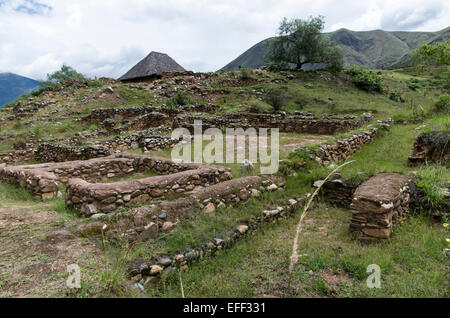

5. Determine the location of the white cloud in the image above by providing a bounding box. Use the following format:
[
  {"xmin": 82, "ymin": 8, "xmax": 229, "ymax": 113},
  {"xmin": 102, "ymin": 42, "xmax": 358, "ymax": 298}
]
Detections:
[{"xmin": 0, "ymin": 0, "xmax": 448, "ymax": 79}]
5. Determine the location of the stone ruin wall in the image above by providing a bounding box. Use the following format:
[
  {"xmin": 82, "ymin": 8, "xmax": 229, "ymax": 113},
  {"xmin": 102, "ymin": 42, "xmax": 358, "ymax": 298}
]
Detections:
[
  {"xmin": 408, "ymin": 130, "xmax": 450, "ymax": 167},
  {"xmin": 314, "ymin": 128, "xmax": 378, "ymax": 165},
  {"xmin": 173, "ymin": 112, "xmax": 374, "ymax": 135},
  {"xmin": 88, "ymin": 104, "xmax": 218, "ymax": 123},
  {"xmin": 0, "ymin": 153, "xmax": 140, "ymax": 199},
  {"xmin": 66, "ymin": 162, "xmax": 232, "ymax": 216},
  {"xmin": 34, "ymin": 144, "xmax": 111, "ymax": 163},
  {"xmin": 1, "ymin": 153, "xmax": 225, "ymax": 200},
  {"xmin": 83, "ymin": 176, "xmax": 281, "ymax": 243},
  {"xmin": 0, "ymin": 149, "xmax": 35, "ymax": 165},
  {"xmin": 349, "ymin": 173, "xmax": 412, "ymax": 241}
]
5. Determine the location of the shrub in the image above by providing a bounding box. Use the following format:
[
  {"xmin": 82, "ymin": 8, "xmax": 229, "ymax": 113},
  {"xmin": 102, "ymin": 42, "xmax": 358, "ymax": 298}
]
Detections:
[
  {"xmin": 263, "ymin": 88, "xmax": 286, "ymax": 112},
  {"xmin": 167, "ymin": 90, "xmax": 190, "ymax": 107},
  {"xmin": 352, "ymin": 71, "xmax": 382, "ymax": 92},
  {"xmin": 435, "ymin": 94, "xmax": 450, "ymax": 113},
  {"xmin": 344, "ymin": 66, "xmax": 364, "ymax": 77},
  {"xmin": 408, "ymin": 79, "xmax": 420, "ymax": 91},
  {"xmin": 345, "ymin": 66, "xmax": 382, "ymax": 92},
  {"xmin": 237, "ymin": 68, "xmax": 252, "ymax": 80},
  {"xmin": 389, "ymin": 91, "xmax": 405, "ymax": 103}
]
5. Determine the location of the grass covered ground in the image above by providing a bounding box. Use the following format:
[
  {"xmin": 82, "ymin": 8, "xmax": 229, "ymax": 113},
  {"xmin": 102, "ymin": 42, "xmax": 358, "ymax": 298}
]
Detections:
[{"xmin": 0, "ymin": 66, "xmax": 448, "ymax": 298}]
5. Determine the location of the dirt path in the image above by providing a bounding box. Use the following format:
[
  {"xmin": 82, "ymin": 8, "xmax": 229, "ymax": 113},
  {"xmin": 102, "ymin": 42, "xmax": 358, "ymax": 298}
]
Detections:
[{"xmin": 0, "ymin": 205, "xmax": 102, "ymax": 297}]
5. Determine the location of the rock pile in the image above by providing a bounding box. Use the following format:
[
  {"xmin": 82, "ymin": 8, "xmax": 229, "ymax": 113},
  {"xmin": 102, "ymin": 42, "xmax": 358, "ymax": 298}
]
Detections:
[{"xmin": 349, "ymin": 173, "xmax": 412, "ymax": 241}]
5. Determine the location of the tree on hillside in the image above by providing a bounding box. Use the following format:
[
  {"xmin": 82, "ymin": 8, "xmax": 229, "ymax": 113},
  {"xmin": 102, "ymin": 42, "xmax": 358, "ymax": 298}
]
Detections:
[
  {"xmin": 411, "ymin": 41, "xmax": 450, "ymax": 67},
  {"xmin": 45, "ymin": 65, "xmax": 85, "ymax": 85},
  {"xmin": 268, "ymin": 16, "xmax": 344, "ymax": 72}
]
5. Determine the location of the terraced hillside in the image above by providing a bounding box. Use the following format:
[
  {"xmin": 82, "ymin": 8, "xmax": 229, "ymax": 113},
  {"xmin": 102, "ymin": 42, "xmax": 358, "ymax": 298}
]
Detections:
[{"xmin": 0, "ymin": 66, "xmax": 448, "ymax": 297}]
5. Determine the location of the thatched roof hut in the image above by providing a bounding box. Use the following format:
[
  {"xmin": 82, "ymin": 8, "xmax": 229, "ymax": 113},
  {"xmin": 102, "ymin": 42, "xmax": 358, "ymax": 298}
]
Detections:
[{"xmin": 119, "ymin": 51, "xmax": 186, "ymax": 82}]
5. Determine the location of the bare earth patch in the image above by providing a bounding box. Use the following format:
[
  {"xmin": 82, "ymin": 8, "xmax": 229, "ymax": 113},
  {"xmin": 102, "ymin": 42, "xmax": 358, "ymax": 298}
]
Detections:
[{"xmin": 0, "ymin": 206, "xmax": 101, "ymax": 297}]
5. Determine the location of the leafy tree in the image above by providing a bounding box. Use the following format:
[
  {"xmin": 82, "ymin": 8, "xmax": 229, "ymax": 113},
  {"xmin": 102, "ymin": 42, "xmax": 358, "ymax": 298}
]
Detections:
[
  {"xmin": 411, "ymin": 41, "xmax": 450, "ymax": 67},
  {"xmin": 268, "ymin": 16, "xmax": 344, "ymax": 73},
  {"xmin": 45, "ymin": 64, "xmax": 85, "ymax": 85}
]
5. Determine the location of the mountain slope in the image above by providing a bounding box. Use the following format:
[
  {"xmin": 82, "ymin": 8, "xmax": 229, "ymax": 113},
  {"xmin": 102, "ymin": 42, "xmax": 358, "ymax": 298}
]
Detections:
[
  {"xmin": 0, "ymin": 73, "xmax": 40, "ymax": 107},
  {"xmin": 222, "ymin": 27, "xmax": 450, "ymax": 71}
]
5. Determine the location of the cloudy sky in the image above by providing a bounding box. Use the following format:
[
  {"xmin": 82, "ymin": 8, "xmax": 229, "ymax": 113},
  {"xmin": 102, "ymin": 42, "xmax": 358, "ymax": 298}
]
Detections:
[{"xmin": 0, "ymin": 0, "xmax": 449, "ymax": 80}]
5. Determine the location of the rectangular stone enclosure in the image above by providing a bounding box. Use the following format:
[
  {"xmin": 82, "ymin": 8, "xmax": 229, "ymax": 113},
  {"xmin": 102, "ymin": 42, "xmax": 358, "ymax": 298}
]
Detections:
[
  {"xmin": 349, "ymin": 173, "xmax": 412, "ymax": 241},
  {"xmin": 0, "ymin": 153, "xmax": 231, "ymax": 206}
]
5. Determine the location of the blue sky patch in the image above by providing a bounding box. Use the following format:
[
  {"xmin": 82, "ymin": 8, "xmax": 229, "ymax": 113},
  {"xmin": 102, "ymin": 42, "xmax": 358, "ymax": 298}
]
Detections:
[{"xmin": 15, "ymin": 0, "xmax": 52, "ymax": 15}]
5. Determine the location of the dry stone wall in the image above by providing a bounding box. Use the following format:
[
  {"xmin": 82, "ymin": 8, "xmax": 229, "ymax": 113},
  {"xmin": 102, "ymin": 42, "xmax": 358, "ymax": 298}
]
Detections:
[
  {"xmin": 173, "ymin": 112, "xmax": 374, "ymax": 135},
  {"xmin": 34, "ymin": 144, "xmax": 111, "ymax": 162},
  {"xmin": 1, "ymin": 153, "xmax": 218, "ymax": 200},
  {"xmin": 349, "ymin": 173, "xmax": 412, "ymax": 241},
  {"xmin": 88, "ymin": 104, "xmax": 218, "ymax": 123},
  {"xmin": 0, "ymin": 149, "xmax": 35, "ymax": 164},
  {"xmin": 66, "ymin": 161, "xmax": 231, "ymax": 215},
  {"xmin": 76, "ymin": 176, "xmax": 266, "ymax": 241},
  {"xmin": 313, "ymin": 128, "xmax": 378, "ymax": 165},
  {"xmin": 0, "ymin": 153, "xmax": 143, "ymax": 199},
  {"xmin": 315, "ymin": 179, "xmax": 358, "ymax": 207},
  {"xmin": 408, "ymin": 130, "xmax": 450, "ymax": 166},
  {"xmin": 122, "ymin": 193, "xmax": 304, "ymax": 280}
]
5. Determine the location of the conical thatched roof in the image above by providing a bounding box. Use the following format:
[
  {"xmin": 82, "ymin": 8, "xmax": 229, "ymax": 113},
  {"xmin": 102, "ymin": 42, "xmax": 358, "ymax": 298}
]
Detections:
[{"xmin": 119, "ymin": 51, "xmax": 186, "ymax": 81}]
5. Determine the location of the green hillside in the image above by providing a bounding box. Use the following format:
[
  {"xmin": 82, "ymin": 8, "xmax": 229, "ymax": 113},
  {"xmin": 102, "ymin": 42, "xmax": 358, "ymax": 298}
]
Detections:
[
  {"xmin": 222, "ymin": 27, "xmax": 450, "ymax": 71},
  {"xmin": 0, "ymin": 73, "xmax": 40, "ymax": 107}
]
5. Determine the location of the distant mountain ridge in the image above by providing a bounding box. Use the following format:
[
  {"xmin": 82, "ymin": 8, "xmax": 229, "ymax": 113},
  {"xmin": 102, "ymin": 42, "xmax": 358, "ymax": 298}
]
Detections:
[
  {"xmin": 0, "ymin": 73, "xmax": 40, "ymax": 107},
  {"xmin": 222, "ymin": 26, "xmax": 450, "ymax": 71}
]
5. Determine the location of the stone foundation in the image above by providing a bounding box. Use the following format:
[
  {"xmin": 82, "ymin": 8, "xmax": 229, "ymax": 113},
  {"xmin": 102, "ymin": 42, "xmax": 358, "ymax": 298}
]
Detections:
[
  {"xmin": 140, "ymin": 135, "xmax": 188, "ymax": 152},
  {"xmin": 122, "ymin": 194, "xmax": 304, "ymax": 279},
  {"xmin": 34, "ymin": 144, "xmax": 111, "ymax": 162},
  {"xmin": 91, "ymin": 176, "xmax": 266, "ymax": 241},
  {"xmin": 349, "ymin": 173, "xmax": 412, "ymax": 241},
  {"xmin": 66, "ymin": 162, "xmax": 231, "ymax": 215},
  {"xmin": 0, "ymin": 153, "xmax": 229, "ymax": 200}
]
